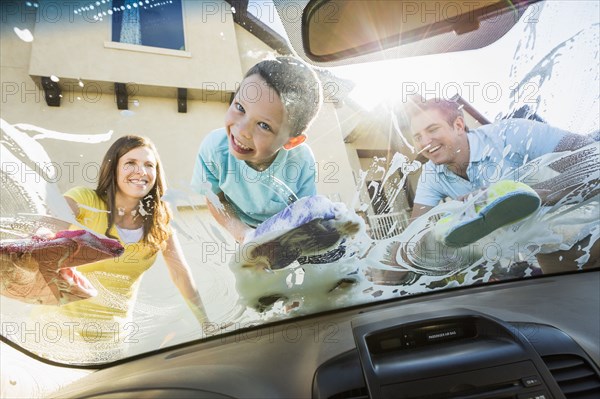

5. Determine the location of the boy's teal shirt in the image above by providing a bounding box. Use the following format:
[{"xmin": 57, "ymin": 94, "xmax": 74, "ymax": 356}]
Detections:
[{"xmin": 192, "ymin": 128, "xmax": 317, "ymax": 227}]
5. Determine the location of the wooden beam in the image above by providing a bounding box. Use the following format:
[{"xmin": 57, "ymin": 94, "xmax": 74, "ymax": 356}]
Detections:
[
  {"xmin": 177, "ymin": 88, "xmax": 187, "ymax": 113},
  {"xmin": 41, "ymin": 77, "xmax": 61, "ymax": 107},
  {"xmin": 114, "ymin": 83, "xmax": 128, "ymax": 110}
]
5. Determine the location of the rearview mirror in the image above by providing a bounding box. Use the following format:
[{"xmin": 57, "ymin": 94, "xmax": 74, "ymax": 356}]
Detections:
[{"xmin": 302, "ymin": 0, "xmax": 542, "ymax": 62}]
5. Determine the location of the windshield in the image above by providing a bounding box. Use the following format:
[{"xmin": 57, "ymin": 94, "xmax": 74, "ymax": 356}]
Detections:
[{"xmin": 1, "ymin": 0, "xmax": 598, "ymax": 367}]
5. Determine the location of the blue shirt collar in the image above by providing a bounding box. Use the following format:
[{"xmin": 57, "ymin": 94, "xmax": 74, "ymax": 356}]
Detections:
[{"xmin": 431, "ymin": 131, "xmax": 487, "ymax": 176}]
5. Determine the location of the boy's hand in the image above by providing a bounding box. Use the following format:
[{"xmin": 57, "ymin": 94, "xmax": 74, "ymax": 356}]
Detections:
[{"xmin": 236, "ymin": 226, "xmax": 255, "ymax": 244}]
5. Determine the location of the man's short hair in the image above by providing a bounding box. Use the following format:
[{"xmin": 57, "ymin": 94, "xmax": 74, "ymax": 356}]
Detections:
[
  {"xmin": 408, "ymin": 98, "xmax": 466, "ymax": 128},
  {"xmin": 244, "ymin": 56, "xmax": 323, "ymax": 137}
]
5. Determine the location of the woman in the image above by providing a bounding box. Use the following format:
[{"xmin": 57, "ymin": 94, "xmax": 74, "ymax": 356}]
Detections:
[{"xmin": 55, "ymin": 135, "xmax": 206, "ymax": 351}]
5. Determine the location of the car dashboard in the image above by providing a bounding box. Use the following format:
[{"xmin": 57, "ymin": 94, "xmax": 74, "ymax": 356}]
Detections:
[{"xmin": 48, "ymin": 270, "xmax": 600, "ymax": 399}]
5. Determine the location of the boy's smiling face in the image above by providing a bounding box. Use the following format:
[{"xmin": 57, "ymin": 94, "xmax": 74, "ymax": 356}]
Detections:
[{"xmin": 225, "ymin": 74, "xmax": 295, "ymax": 169}]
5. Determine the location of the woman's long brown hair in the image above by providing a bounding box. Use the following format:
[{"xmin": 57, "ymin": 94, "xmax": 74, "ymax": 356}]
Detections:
[{"xmin": 96, "ymin": 135, "xmax": 171, "ymax": 252}]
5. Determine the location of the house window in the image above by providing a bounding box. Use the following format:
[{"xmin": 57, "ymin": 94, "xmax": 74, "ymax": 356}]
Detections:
[{"xmin": 111, "ymin": 0, "xmax": 185, "ymax": 51}]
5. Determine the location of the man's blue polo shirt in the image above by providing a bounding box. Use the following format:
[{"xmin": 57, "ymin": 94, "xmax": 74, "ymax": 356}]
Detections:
[{"xmin": 414, "ymin": 119, "xmax": 569, "ymax": 207}]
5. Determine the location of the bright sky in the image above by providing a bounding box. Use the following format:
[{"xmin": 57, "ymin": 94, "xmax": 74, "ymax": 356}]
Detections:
[
  {"xmin": 328, "ymin": 2, "xmax": 599, "ymax": 130},
  {"xmin": 254, "ymin": 1, "xmax": 598, "ymax": 133}
]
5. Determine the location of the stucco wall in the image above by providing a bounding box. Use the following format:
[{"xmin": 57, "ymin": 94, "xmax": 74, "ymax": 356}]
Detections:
[
  {"xmin": 27, "ymin": 0, "xmax": 243, "ymax": 91},
  {"xmin": 233, "ymin": 24, "xmax": 278, "ymax": 76},
  {"xmin": 1, "ymin": 0, "xmax": 358, "ymax": 209}
]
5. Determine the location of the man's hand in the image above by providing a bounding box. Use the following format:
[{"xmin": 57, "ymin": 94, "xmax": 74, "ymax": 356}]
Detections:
[{"xmin": 456, "ymin": 187, "xmax": 487, "ymax": 204}]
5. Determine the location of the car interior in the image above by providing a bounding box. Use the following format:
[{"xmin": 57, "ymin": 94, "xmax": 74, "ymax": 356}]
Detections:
[{"xmin": 1, "ymin": 1, "xmax": 599, "ymax": 398}]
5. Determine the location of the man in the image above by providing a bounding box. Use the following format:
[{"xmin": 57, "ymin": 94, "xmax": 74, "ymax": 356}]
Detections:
[{"xmin": 407, "ymin": 98, "xmax": 598, "ymax": 272}]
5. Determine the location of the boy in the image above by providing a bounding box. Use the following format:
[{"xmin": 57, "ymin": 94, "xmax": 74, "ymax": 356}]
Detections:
[{"xmin": 192, "ymin": 56, "xmax": 323, "ymax": 243}]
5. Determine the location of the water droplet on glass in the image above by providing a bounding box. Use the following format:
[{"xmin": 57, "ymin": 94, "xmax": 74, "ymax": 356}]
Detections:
[{"xmin": 13, "ymin": 27, "xmax": 33, "ymax": 42}]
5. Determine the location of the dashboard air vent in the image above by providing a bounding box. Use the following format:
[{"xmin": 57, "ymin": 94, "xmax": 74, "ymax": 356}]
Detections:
[
  {"xmin": 328, "ymin": 387, "xmax": 369, "ymax": 399},
  {"xmin": 541, "ymin": 354, "xmax": 600, "ymax": 399}
]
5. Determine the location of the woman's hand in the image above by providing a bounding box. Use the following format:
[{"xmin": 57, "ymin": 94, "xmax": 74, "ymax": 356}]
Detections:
[
  {"xmin": 162, "ymin": 234, "xmax": 209, "ymax": 326},
  {"xmin": 1, "ymin": 251, "xmax": 97, "ymax": 305},
  {"xmin": 0, "ymin": 228, "xmax": 122, "ymax": 305}
]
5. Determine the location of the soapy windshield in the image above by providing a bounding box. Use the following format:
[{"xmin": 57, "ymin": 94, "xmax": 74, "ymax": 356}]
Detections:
[{"xmin": 1, "ymin": 0, "xmax": 598, "ymax": 366}]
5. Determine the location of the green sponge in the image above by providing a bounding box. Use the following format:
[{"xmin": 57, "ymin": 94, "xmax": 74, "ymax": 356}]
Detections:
[{"xmin": 439, "ymin": 180, "xmax": 541, "ymax": 248}]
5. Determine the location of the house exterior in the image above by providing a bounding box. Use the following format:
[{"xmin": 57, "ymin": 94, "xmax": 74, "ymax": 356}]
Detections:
[{"xmin": 1, "ymin": 0, "xmax": 414, "ymax": 238}]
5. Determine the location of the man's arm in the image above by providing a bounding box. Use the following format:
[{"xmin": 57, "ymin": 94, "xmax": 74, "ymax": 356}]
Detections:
[
  {"xmin": 554, "ymin": 133, "xmax": 594, "ymax": 153},
  {"xmin": 532, "ymin": 135, "xmax": 599, "ymax": 205},
  {"xmin": 207, "ymin": 192, "xmax": 254, "ymax": 243},
  {"xmin": 410, "ymin": 203, "xmax": 433, "ymax": 221}
]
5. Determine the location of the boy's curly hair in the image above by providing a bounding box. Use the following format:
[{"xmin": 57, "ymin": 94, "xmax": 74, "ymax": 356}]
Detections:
[{"xmin": 244, "ymin": 56, "xmax": 323, "ymax": 136}]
